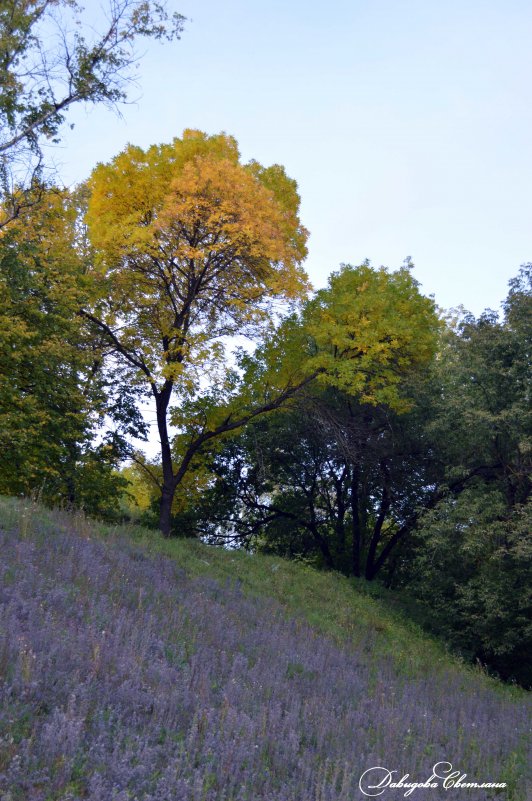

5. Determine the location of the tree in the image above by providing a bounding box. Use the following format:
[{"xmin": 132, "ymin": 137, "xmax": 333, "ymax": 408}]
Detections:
[
  {"xmin": 422, "ymin": 271, "xmax": 531, "ymax": 511},
  {"xmin": 0, "ymin": 185, "xmax": 147, "ymax": 514},
  {"xmin": 393, "ymin": 267, "xmax": 531, "ymax": 685},
  {"xmin": 1, "ymin": 188, "xmax": 78, "ymax": 489},
  {"xmin": 0, "ymin": 0, "xmax": 184, "ymax": 227},
  {"xmin": 123, "ymin": 257, "xmax": 439, "ymax": 543},
  {"xmin": 188, "ymin": 380, "xmax": 443, "ymax": 580},
  {"xmin": 0, "ymin": 0, "xmax": 183, "ymax": 510},
  {"xmin": 0, "ymin": 189, "xmax": 101, "ymax": 507},
  {"xmin": 84, "ymin": 130, "xmax": 311, "ymax": 536},
  {"xmin": 403, "ymin": 489, "xmax": 531, "ymax": 686},
  {"xmin": 85, "ymin": 148, "xmax": 440, "ymax": 538},
  {"xmin": 303, "ymin": 261, "xmax": 439, "ymax": 411}
]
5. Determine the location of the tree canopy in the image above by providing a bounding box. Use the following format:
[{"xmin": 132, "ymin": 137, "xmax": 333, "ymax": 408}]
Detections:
[
  {"xmin": 0, "ymin": 186, "xmax": 142, "ymax": 512},
  {"xmin": 303, "ymin": 261, "xmax": 440, "ymax": 410}
]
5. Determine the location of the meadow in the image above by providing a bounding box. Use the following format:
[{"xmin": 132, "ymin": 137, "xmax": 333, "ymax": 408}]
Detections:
[{"xmin": 0, "ymin": 497, "xmax": 530, "ymax": 800}]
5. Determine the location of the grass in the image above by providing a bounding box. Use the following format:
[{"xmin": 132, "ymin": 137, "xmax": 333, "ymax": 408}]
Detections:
[
  {"xmin": 0, "ymin": 495, "xmax": 530, "ymax": 801},
  {"xmin": 0, "ymin": 495, "xmax": 523, "ymax": 694}
]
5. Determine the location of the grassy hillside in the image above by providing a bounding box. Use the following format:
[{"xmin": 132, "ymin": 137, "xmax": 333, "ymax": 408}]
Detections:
[{"xmin": 0, "ymin": 496, "xmax": 530, "ymax": 801}]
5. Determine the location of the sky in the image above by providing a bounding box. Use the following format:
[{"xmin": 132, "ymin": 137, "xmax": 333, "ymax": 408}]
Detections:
[{"xmin": 57, "ymin": 0, "xmax": 532, "ymax": 316}]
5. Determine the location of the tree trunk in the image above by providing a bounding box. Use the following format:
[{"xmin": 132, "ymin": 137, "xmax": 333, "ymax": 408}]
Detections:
[
  {"xmin": 334, "ymin": 469, "xmax": 347, "ymax": 568},
  {"xmin": 365, "ymin": 461, "xmax": 391, "ymax": 580},
  {"xmin": 312, "ymin": 525, "xmax": 335, "ymax": 569},
  {"xmin": 159, "ymin": 482, "xmax": 175, "ymax": 538},
  {"xmin": 350, "ymin": 467, "xmax": 361, "ymax": 578},
  {"xmin": 155, "ymin": 382, "xmax": 175, "ymax": 538}
]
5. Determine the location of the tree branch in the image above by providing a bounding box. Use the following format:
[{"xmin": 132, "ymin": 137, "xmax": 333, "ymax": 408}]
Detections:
[{"xmin": 79, "ymin": 310, "xmax": 154, "ymax": 383}]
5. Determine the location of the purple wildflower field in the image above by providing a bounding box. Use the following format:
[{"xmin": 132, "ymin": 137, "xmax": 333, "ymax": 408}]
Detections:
[{"xmin": 0, "ymin": 515, "xmax": 530, "ymax": 800}]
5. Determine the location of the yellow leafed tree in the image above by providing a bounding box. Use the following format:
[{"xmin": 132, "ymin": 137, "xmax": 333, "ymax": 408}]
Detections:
[{"xmin": 84, "ymin": 129, "xmax": 310, "ymax": 536}]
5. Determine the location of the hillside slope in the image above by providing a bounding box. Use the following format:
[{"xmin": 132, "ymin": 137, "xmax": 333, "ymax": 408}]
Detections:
[{"xmin": 0, "ymin": 497, "xmax": 530, "ymax": 801}]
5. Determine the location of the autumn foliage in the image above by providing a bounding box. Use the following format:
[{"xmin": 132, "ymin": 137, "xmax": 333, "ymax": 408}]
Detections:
[
  {"xmin": 84, "ymin": 130, "xmax": 310, "ymax": 535},
  {"xmin": 86, "ymin": 130, "xmax": 309, "ymax": 386}
]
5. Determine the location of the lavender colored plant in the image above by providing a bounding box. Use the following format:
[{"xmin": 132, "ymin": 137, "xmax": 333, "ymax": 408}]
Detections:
[{"xmin": 0, "ymin": 514, "xmax": 530, "ymax": 800}]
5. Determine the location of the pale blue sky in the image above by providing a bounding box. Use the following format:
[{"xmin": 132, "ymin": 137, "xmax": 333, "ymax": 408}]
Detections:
[{"xmin": 59, "ymin": 0, "xmax": 532, "ymax": 315}]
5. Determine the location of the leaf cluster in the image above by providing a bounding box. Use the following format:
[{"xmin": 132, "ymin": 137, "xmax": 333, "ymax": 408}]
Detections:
[
  {"xmin": 0, "ymin": 185, "xmax": 144, "ymax": 514},
  {"xmin": 0, "ymin": 0, "xmax": 184, "ymax": 226},
  {"xmin": 304, "ymin": 262, "xmax": 441, "ymax": 410},
  {"xmin": 85, "ymin": 130, "xmax": 310, "ymax": 391}
]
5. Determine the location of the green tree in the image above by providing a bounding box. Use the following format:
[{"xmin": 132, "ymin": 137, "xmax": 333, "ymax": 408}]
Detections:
[
  {"xmin": 0, "ymin": 0, "xmax": 184, "ymax": 227},
  {"xmin": 396, "ymin": 267, "xmax": 531, "ymax": 684},
  {"xmin": 303, "ymin": 261, "xmax": 439, "ymax": 411},
  {"xmin": 0, "ymin": 0, "xmax": 183, "ymax": 511},
  {"xmin": 189, "ymin": 381, "xmax": 443, "ymax": 580},
  {"xmin": 425, "ymin": 272, "xmax": 530, "ymax": 510},
  {"xmin": 133, "ymin": 260, "xmax": 440, "ymax": 545},
  {"xmin": 0, "ymin": 188, "xmax": 85, "ymax": 493},
  {"xmin": 0, "ymin": 186, "xmax": 145, "ymax": 514},
  {"xmin": 404, "ymin": 489, "xmax": 531, "ymax": 686}
]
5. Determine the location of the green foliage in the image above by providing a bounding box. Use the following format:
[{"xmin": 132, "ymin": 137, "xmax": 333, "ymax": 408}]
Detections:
[
  {"xmin": 187, "ymin": 381, "xmax": 440, "ymax": 578},
  {"xmin": 426, "ymin": 307, "xmax": 530, "ymax": 505},
  {"xmin": 304, "ymin": 262, "xmax": 440, "ymax": 410},
  {"xmin": 171, "ymin": 261, "xmax": 441, "ymax": 569},
  {"xmin": 0, "ymin": 189, "xmax": 87, "ymax": 493},
  {"xmin": 394, "ymin": 268, "xmax": 532, "ymax": 686},
  {"xmin": 405, "ymin": 492, "xmax": 531, "ymax": 686},
  {"xmin": 0, "ymin": 0, "xmax": 184, "ymax": 224},
  {"xmin": 0, "ymin": 0, "xmax": 184, "ymax": 512},
  {"xmin": 0, "ymin": 186, "xmax": 141, "ymax": 517}
]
